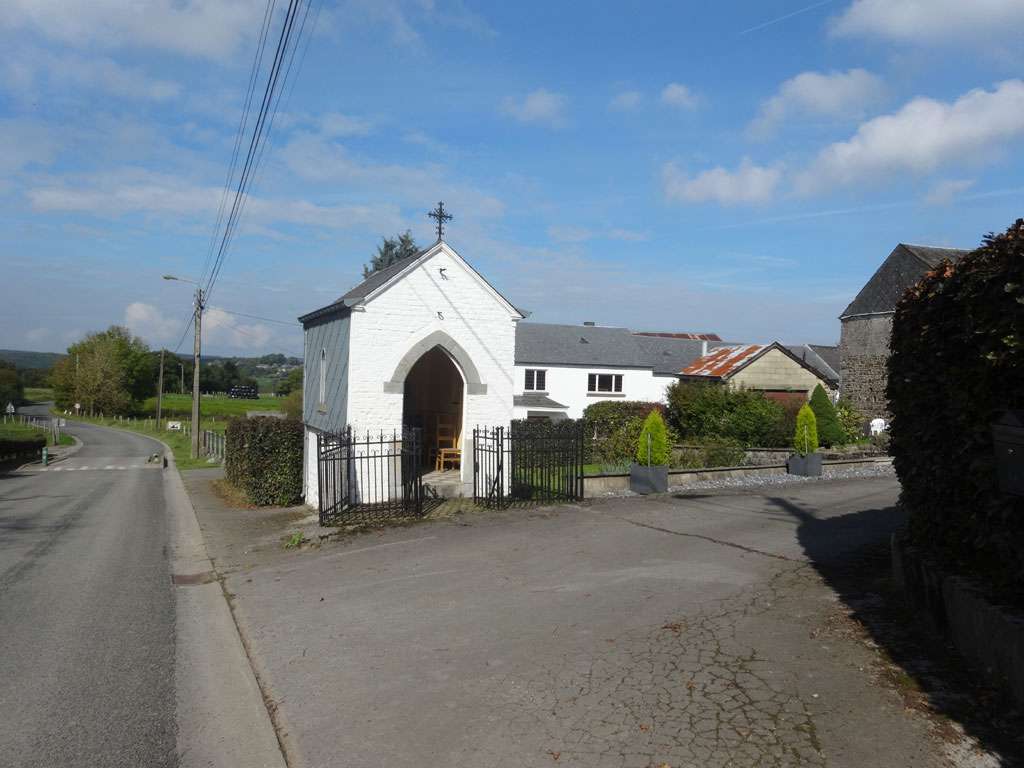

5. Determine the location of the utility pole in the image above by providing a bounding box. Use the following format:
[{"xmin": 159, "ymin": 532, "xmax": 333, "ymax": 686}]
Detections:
[
  {"xmin": 164, "ymin": 274, "xmax": 204, "ymax": 459},
  {"xmin": 156, "ymin": 349, "xmax": 165, "ymax": 430},
  {"xmin": 180, "ymin": 364, "xmax": 185, "ymax": 395},
  {"xmin": 191, "ymin": 286, "xmax": 203, "ymax": 459}
]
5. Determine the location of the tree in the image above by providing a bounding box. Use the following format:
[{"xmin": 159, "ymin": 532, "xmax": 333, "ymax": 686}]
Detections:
[
  {"xmin": 276, "ymin": 366, "xmax": 303, "ymax": 396},
  {"xmin": 809, "ymin": 384, "xmax": 844, "ymax": 447},
  {"xmin": 53, "ymin": 326, "xmax": 154, "ymax": 415},
  {"xmin": 362, "ymin": 230, "xmax": 419, "ymax": 279},
  {"xmin": 0, "ymin": 368, "xmax": 24, "ymax": 408}
]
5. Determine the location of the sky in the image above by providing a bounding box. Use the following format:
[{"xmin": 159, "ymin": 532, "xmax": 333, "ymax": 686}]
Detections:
[{"xmin": 2, "ymin": 0, "xmax": 1023, "ymax": 359}]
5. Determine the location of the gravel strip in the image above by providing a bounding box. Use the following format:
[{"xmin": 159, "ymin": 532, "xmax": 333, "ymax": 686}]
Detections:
[{"xmin": 601, "ymin": 463, "xmax": 896, "ymax": 498}]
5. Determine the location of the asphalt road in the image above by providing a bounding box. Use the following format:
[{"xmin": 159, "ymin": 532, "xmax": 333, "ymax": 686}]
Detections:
[
  {"xmin": 0, "ymin": 406, "xmax": 176, "ymax": 767},
  {"xmin": 212, "ymin": 472, "xmax": 991, "ymax": 767}
]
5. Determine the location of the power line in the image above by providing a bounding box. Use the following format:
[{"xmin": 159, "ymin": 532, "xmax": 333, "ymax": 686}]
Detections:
[
  {"xmin": 204, "ymin": 0, "xmax": 307, "ymax": 304},
  {"xmin": 206, "ymin": 306, "xmax": 301, "ymax": 326},
  {"xmin": 204, "ymin": 314, "xmax": 302, "ymax": 357}
]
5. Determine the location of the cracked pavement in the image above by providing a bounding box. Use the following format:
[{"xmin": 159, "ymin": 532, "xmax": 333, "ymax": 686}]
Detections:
[{"xmin": 187, "ymin": 472, "xmax": 1007, "ymax": 767}]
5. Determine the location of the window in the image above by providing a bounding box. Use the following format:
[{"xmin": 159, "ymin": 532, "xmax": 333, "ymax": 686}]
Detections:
[
  {"xmin": 318, "ymin": 348, "xmax": 327, "ymax": 412},
  {"xmin": 587, "ymin": 373, "xmax": 623, "ymax": 393},
  {"xmin": 524, "ymin": 369, "xmax": 547, "ymax": 391}
]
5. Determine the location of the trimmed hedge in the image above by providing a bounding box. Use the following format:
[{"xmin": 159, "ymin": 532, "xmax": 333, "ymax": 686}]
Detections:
[
  {"xmin": 665, "ymin": 380, "xmax": 788, "ymax": 448},
  {"xmin": 0, "ymin": 436, "xmax": 45, "ymax": 465},
  {"xmin": 583, "ymin": 400, "xmax": 670, "ymax": 464},
  {"xmin": 225, "ymin": 417, "xmax": 304, "ymax": 506},
  {"xmin": 888, "ymin": 218, "xmax": 1024, "ymax": 601}
]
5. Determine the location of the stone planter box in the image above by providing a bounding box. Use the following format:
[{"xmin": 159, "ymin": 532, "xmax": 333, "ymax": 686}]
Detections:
[
  {"xmin": 630, "ymin": 464, "xmax": 668, "ymax": 494},
  {"xmin": 786, "ymin": 452, "xmax": 822, "ymax": 477}
]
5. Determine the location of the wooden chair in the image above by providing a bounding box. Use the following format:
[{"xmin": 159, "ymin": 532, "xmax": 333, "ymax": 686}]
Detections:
[{"xmin": 435, "ymin": 413, "xmax": 460, "ymax": 471}]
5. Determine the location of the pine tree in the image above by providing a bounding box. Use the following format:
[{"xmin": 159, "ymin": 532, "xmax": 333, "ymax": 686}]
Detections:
[
  {"xmin": 362, "ymin": 231, "xmax": 419, "ymax": 279},
  {"xmin": 636, "ymin": 410, "xmax": 669, "ymax": 466},
  {"xmin": 794, "ymin": 404, "xmax": 818, "ymax": 456},
  {"xmin": 809, "ymin": 384, "xmax": 845, "ymax": 447}
]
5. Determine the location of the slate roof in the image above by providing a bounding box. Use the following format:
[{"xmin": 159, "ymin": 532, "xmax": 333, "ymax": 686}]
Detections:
[
  {"xmin": 679, "ymin": 345, "xmax": 766, "ymax": 378},
  {"xmin": 631, "ymin": 334, "xmax": 730, "ymax": 376},
  {"xmin": 515, "ymin": 323, "xmax": 645, "ymax": 367},
  {"xmin": 841, "ymin": 243, "xmax": 971, "ymax": 319},
  {"xmin": 632, "ymin": 332, "xmax": 722, "ymax": 341},
  {"xmin": 785, "ymin": 344, "xmax": 840, "ymax": 386},
  {"xmin": 513, "ymin": 393, "xmax": 568, "ymax": 410},
  {"xmin": 336, "ymin": 248, "xmax": 429, "ymax": 303}
]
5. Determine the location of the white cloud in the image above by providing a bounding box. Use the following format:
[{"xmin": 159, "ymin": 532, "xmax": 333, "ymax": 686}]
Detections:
[
  {"xmin": 2, "ymin": 0, "xmax": 265, "ymax": 62},
  {"xmin": 26, "ymin": 327, "xmax": 50, "ymax": 344},
  {"xmin": 608, "ymin": 228, "xmax": 649, "ymax": 242},
  {"xmin": 796, "ymin": 80, "xmax": 1024, "ymax": 194},
  {"xmin": 923, "ymin": 178, "xmax": 976, "ymax": 208},
  {"xmin": 548, "ymin": 225, "xmax": 596, "ymax": 243},
  {"xmin": 609, "ymin": 90, "xmax": 642, "ymax": 111},
  {"xmin": 203, "ymin": 308, "xmax": 271, "ymax": 351},
  {"xmin": 830, "ymin": 0, "xmax": 1024, "ymax": 44},
  {"xmin": 660, "ymin": 83, "xmax": 697, "ymax": 109},
  {"xmin": 499, "ymin": 88, "xmax": 568, "ymax": 128},
  {"xmin": 663, "ymin": 158, "xmax": 782, "ymax": 205},
  {"xmin": 124, "ymin": 302, "xmax": 177, "ymax": 348},
  {"xmin": 320, "ymin": 113, "xmax": 375, "ymax": 138},
  {"xmin": 750, "ymin": 69, "xmax": 885, "ymax": 137}
]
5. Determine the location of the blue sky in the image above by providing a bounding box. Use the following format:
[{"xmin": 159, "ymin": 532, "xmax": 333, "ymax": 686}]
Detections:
[{"xmin": 2, "ymin": 0, "xmax": 1023, "ymax": 358}]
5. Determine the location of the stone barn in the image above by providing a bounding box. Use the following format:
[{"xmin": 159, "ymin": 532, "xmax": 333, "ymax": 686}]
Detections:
[{"xmin": 840, "ymin": 243, "xmax": 970, "ymax": 421}]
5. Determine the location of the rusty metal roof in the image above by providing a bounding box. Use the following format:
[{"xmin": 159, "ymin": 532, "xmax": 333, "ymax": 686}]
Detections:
[{"xmin": 678, "ymin": 345, "xmax": 767, "ymax": 378}]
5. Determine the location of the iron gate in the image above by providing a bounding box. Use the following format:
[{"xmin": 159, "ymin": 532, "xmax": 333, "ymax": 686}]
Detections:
[
  {"xmin": 473, "ymin": 419, "xmax": 585, "ymax": 507},
  {"xmin": 316, "ymin": 426, "xmax": 423, "ymax": 525}
]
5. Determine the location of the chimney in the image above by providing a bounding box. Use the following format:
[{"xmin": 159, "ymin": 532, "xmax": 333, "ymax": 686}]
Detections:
[
  {"xmin": 701, "ymin": 340, "xmax": 708, "ymax": 356},
  {"xmin": 583, "ymin": 321, "xmax": 595, "ymax": 326}
]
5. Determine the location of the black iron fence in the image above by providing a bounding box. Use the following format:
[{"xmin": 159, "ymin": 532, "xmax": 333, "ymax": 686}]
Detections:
[
  {"xmin": 316, "ymin": 427, "xmax": 423, "ymax": 525},
  {"xmin": 473, "ymin": 419, "xmax": 585, "ymax": 508}
]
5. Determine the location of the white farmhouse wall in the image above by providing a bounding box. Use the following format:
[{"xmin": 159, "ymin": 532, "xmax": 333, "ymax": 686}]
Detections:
[{"xmin": 513, "ymin": 364, "xmax": 674, "ymax": 419}]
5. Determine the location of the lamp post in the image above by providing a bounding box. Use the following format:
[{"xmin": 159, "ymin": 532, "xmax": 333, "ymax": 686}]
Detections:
[{"xmin": 164, "ymin": 275, "xmax": 204, "ymax": 459}]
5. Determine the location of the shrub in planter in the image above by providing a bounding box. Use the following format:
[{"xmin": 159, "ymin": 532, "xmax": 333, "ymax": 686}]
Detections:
[
  {"xmin": 630, "ymin": 410, "xmax": 669, "ymax": 494},
  {"xmin": 809, "ymin": 384, "xmax": 844, "ymax": 447},
  {"xmin": 789, "ymin": 404, "xmax": 821, "ymax": 476}
]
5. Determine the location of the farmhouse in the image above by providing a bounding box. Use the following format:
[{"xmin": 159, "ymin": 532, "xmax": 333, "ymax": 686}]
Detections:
[{"xmin": 840, "ymin": 243, "xmax": 970, "ymax": 420}]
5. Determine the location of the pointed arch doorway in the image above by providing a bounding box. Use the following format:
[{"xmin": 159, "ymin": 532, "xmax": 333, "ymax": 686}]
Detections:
[{"xmin": 402, "ymin": 346, "xmax": 465, "ymax": 471}]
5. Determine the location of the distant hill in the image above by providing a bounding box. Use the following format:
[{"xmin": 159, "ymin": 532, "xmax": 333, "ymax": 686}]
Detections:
[{"xmin": 0, "ymin": 349, "xmax": 61, "ymax": 369}]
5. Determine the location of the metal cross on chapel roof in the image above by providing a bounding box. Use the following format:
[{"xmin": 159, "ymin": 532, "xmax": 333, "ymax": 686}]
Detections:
[{"xmin": 428, "ymin": 201, "xmax": 453, "ymax": 241}]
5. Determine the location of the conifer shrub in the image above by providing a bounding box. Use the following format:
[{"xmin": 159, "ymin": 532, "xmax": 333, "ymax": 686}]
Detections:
[
  {"xmin": 794, "ymin": 404, "xmax": 818, "ymax": 456},
  {"xmin": 888, "ymin": 219, "xmax": 1024, "ymax": 600},
  {"xmin": 809, "ymin": 384, "xmax": 844, "ymax": 447},
  {"xmin": 583, "ymin": 401, "xmax": 673, "ymax": 464},
  {"xmin": 636, "ymin": 410, "xmax": 669, "ymax": 466}
]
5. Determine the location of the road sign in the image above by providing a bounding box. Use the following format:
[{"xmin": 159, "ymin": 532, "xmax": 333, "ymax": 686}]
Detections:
[
  {"xmin": 5, "ymin": 402, "xmax": 13, "ymax": 415},
  {"xmin": 74, "ymin": 403, "xmax": 81, "ymax": 412},
  {"xmin": 168, "ymin": 421, "xmax": 182, "ymax": 431}
]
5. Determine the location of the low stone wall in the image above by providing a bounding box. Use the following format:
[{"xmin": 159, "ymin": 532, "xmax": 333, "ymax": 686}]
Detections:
[
  {"xmin": 583, "ymin": 457, "xmax": 891, "ymax": 497},
  {"xmin": 892, "ymin": 535, "xmax": 1024, "ymax": 710}
]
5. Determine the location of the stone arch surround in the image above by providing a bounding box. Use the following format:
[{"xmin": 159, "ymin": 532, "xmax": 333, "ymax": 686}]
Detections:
[{"xmin": 382, "ymin": 330, "xmax": 488, "ymax": 396}]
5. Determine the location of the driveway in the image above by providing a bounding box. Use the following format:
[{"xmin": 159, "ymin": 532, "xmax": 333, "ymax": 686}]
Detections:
[{"xmin": 191, "ymin": 472, "xmax": 997, "ymax": 768}]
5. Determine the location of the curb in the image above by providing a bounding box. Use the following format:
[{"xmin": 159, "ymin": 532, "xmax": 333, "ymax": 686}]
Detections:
[{"xmin": 162, "ymin": 443, "xmax": 288, "ymax": 768}]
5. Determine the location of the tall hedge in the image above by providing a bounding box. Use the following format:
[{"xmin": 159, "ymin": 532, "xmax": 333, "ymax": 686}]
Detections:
[
  {"xmin": 888, "ymin": 218, "xmax": 1024, "ymax": 599},
  {"xmin": 809, "ymin": 384, "xmax": 844, "ymax": 447},
  {"xmin": 582, "ymin": 400, "xmax": 669, "ymax": 464},
  {"xmin": 665, "ymin": 380, "xmax": 787, "ymax": 448},
  {"xmin": 225, "ymin": 416, "xmax": 304, "ymax": 506}
]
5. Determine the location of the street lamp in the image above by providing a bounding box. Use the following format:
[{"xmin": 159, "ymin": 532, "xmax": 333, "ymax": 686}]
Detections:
[{"xmin": 164, "ymin": 274, "xmax": 204, "ymax": 459}]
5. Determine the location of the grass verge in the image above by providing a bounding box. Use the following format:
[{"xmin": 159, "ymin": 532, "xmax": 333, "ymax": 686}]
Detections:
[{"xmin": 1, "ymin": 421, "xmax": 75, "ymax": 446}]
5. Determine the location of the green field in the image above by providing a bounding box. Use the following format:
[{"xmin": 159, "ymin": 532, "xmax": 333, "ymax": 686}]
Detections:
[
  {"xmin": 47, "ymin": 393, "xmax": 287, "ymax": 469},
  {"xmin": 0, "ymin": 420, "xmax": 75, "ymax": 446},
  {"xmin": 141, "ymin": 392, "xmax": 284, "ymax": 419},
  {"xmin": 23, "ymin": 388, "xmax": 54, "ymax": 404}
]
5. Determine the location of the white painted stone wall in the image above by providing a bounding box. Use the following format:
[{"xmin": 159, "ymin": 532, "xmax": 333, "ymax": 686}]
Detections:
[
  {"xmin": 345, "ymin": 242, "xmax": 518, "ymax": 484},
  {"xmin": 513, "ymin": 363, "xmax": 675, "ymax": 419}
]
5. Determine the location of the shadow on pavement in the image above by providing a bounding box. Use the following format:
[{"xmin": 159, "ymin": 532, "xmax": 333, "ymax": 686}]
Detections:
[{"xmin": 769, "ymin": 495, "xmax": 1024, "ymax": 764}]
